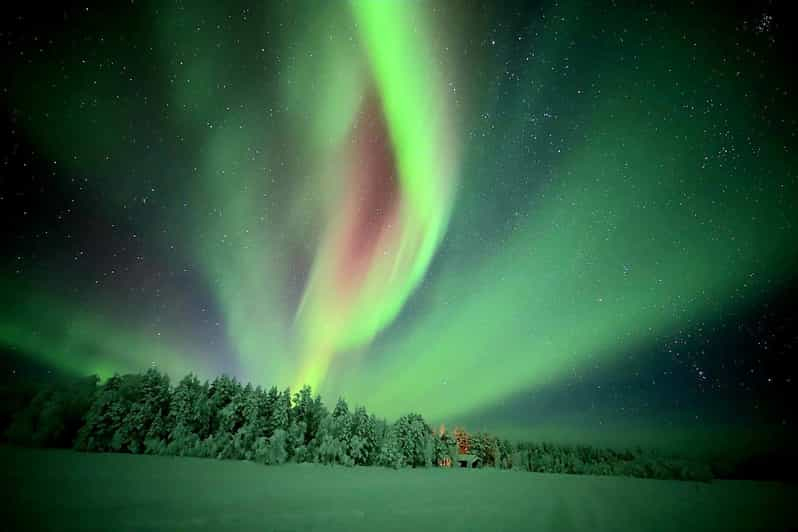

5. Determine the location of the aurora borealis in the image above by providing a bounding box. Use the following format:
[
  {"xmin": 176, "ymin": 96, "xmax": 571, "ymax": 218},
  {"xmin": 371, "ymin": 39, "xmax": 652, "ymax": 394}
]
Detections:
[
  {"xmin": 2, "ymin": 1, "xmax": 796, "ymax": 447},
  {"xmin": 294, "ymin": 2, "xmax": 458, "ymax": 391}
]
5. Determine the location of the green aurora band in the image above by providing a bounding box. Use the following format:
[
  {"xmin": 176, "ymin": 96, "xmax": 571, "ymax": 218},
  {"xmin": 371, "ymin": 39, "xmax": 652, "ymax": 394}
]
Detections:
[
  {"xmin": 294, "ymin": 1, "xmax": 458, "ymax": 390},
  {"xmin": 2, "ymin": 2, "xmax": 796, "ymax": 438}
]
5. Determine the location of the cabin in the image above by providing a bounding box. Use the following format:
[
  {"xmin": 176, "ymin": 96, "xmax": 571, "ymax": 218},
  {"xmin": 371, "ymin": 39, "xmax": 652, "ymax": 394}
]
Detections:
[
  {"xmin": 456, "ymin": 454, "xmax": 481, "ymax": 468},
  {"xmin": 436, "ymin": 453, "xmax": 481, "ymax": 468},
  {"xmin": 435, "ymin": 425, "xmax": 481, "ymax": 468}
]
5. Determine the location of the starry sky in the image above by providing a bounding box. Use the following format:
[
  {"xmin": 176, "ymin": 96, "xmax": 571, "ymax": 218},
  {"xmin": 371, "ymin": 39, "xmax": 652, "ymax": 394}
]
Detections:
[{"xmin": 2, "ymin": 1, "xmax": 796, "ymax": 450}]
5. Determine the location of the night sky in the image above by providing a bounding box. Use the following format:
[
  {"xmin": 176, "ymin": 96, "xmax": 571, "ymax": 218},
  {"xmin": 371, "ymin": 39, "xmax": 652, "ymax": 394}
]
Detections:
[{"xmin": 2, "ymin": 1, "xmax": 796, "ymax": 450}]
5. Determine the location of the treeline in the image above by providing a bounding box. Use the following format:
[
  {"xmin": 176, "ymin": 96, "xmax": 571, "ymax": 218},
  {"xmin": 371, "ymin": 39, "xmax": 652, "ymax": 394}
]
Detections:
[
  {"xmin": 512, "ymin": 441, "xmax": 713, "ymax": 481},
  {"xmin": 3, "ymin": 370, "xmax": 412, "ymax": 467},
  {"xmin": 0, "ymin": 369, "xmax": 782, "ymax": 482}
]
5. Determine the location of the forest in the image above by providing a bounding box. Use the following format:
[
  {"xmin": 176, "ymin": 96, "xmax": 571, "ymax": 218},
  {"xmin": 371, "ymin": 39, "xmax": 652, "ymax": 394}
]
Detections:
[{"xmin": 0, "ymin": 369, "xmax": 787, "ymax": 482}]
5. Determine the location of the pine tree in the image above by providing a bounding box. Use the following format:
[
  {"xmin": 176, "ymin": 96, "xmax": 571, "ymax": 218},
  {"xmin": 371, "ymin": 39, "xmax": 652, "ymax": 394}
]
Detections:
[
  {"xmin": 350, "ymin": 407, "xmax": 377, "ymax": 465},
  {"xmin": 169, "ymin": 373, "xmax": 209, "ymax": 443},
  {"xmin": 267, "ymin": 428, "xmax": 288, "ymax": 464},
  {"xmin": 270, "ymin": 388, "xmax": 291, "ymax": 433},
  {"xmin": 291, "ymin": 385, "xmax": 323, "ymax": 451},
  {"xmin": 263, "ymin": 386, "xmax": 280, "ymax": 438},
  {"xmin": 392, "ymin": 413, "xmax": 431, "ymax": 467}
]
